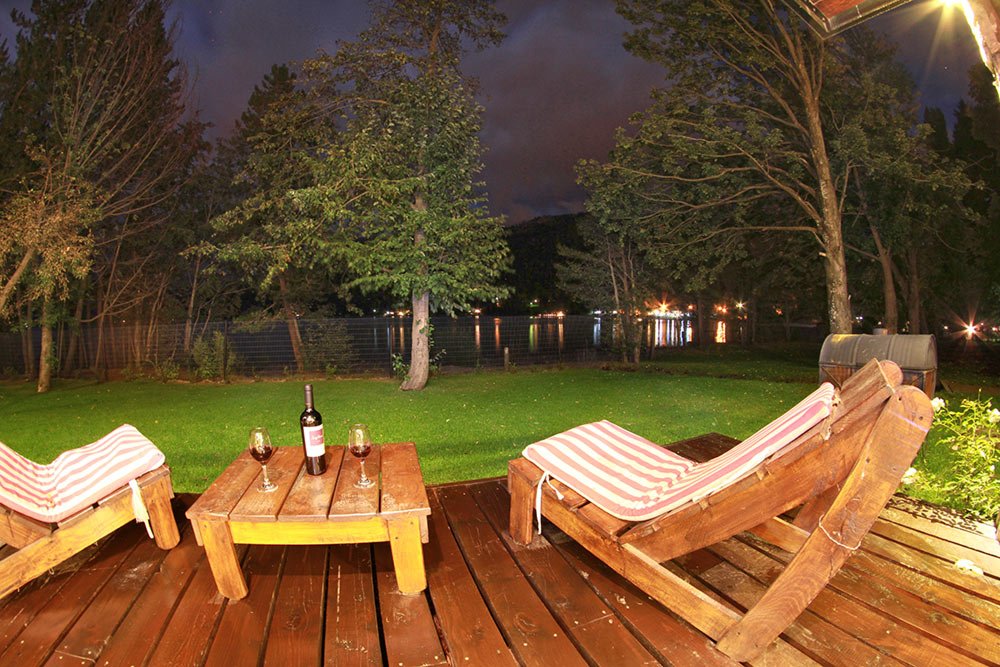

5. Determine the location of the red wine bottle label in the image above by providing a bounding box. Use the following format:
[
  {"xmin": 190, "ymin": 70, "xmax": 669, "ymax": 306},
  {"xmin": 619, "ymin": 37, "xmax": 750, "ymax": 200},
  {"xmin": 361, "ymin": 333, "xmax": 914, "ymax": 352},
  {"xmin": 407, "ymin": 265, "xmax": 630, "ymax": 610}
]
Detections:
[{"xmin": 303, "ymin": 425, "xmax": 325, "ymax": 457}]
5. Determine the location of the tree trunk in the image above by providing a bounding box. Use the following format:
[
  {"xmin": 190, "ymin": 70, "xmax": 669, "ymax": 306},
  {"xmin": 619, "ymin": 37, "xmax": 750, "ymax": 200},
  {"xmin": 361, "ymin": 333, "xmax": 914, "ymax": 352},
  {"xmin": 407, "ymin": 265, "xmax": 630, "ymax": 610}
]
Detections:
[
  {"xmin": 401, "ymin": 290, "xmax": 430, "ymax": 391},
  {"xmin": 37, "ymin": 297, "xmax": 53, "ymax": 393},
  {"xmin": 0, "ymin": 249, "xmax": 35, "ymax": 315},
  {"xmin": 184, "ymin": 255, "xmax": 201, "ymax": 354},
  {"xmin": 802, "ymin": 76, "xmax": 852, "ymax": 334},
  {"xmin": 92, "ymin": 280, "xmax": 106, "ymax": 378},
  {"xmin": 695, "ymin": 298, "xmax": 704, "ymax": 347},
  {"xmin": 907, "ymin": 247, "xmax": 923, "ymax": 334},
  {"xmin": 278, "ymin": 274, "xmax": 305, "ymax": 372},
  {"xmin": 21, "ymin": 301, "xmax": 35, "ymax": 380},
  {"xmin": 870, "ymin": 223, "xmax": 898, "ymax": 333},
  {"xmin": 62, "ymin": 281, "xmax": 86, "ymax": 376}
]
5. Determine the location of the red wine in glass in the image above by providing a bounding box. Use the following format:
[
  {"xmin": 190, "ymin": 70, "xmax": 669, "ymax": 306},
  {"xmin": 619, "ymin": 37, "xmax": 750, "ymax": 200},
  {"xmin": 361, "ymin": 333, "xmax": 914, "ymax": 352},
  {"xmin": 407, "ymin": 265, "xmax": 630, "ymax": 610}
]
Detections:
[
  {"xmin": 348, "ymin": 424, "xmax": 375, "ymax": 488},
  {"xmin": 350, "ymin": 442, "xmax": 372, "ymax": 459},
  {"xmin": 248, "ymin": 427, "xmax": 277, "ymax": 492},
  {"xmin": 250, "ymin": 443, "xmax": 274, "ymax": 463}
]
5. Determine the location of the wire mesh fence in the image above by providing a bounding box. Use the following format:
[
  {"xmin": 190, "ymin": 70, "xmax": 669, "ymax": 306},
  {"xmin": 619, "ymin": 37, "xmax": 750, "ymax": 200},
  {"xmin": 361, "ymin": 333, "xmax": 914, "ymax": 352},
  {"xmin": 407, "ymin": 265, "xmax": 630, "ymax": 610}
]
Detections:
[
  {"xmin": 0, "ymin": 314, "xmax": 831, "ymax": 381},
  {"xmin": 0, "ymin": 314, "xmax": 713, "ymax": 380}
]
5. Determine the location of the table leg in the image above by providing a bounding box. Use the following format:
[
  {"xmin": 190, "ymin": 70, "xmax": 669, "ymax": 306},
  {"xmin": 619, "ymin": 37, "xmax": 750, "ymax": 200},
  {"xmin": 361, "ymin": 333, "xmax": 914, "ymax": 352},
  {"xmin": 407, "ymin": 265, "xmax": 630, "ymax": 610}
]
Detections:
[
  {"xmin": 197, "ymin": 519, "xmax": 248, "ymax": 599},
  {"xmin": 387, "ymin": 516, "xmax": 426, "ymax": 594}
]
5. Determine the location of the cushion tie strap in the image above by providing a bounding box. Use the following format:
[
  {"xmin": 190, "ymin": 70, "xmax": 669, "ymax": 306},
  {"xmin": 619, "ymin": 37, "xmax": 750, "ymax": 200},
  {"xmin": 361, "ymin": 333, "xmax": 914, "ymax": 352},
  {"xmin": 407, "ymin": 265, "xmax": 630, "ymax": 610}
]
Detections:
[
  {"xmin": 535, "ymin": 472, "xmax": 565, "ymax": 535},
  {"xmin": 128, "ymin": 479, "xmax": 154, "ymax": 539}
]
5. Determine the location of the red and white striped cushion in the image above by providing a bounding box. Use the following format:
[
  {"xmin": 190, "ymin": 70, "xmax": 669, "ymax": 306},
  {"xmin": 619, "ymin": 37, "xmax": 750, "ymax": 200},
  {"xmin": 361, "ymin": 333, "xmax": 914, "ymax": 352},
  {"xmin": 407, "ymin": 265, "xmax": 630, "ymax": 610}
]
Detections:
[
  {"xmin": 524, "ymin": 420, "xmax": 696, "ymax": 515},
  {"xmin": 523, "ymin": 383, "xmax": 837, "ymax": 521},
  {"xmin": 0, "ymin": 425, "xmax": 166, "ymax": 523}
]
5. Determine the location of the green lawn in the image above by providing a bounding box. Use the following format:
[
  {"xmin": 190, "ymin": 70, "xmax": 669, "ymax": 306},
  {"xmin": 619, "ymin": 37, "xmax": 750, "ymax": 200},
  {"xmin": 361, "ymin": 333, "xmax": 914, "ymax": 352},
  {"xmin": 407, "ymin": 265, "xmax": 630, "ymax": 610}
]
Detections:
[
  {"xmin": 2, "ymin": 347, "xmax": 997, "ymax": 518},
  {"xmin": 0, "ymin": 367, "xmax": 818, "ymax": 493}
]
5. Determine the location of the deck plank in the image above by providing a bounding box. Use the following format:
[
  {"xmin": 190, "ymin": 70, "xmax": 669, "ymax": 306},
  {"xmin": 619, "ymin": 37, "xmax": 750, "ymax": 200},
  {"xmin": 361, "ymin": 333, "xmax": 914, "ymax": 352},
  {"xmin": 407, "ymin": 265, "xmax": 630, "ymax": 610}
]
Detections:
[
  {"xmin": 886, "ymin": 496, "xmax": 999, "ymax": 552},
  {"xmin": 96, "ymin": 525, "xmax": 205, "ymax": 667},
  {"xmin": 860, "ymin": 531, "xmax": 1000, "ymax": 602},
  {"xmin": 425, "ymin": 490, "xmax": 517, "ymax": 665},
  {"xmin": 870, "ymin": 518, "xmax": 1000, "ymax": 577},
  {"xmin": 324, "ymin": 544, "xmax": 382, "ymax": 666},
  {"xmin": 438, "ymin": 485, "xmax": 590, "ymax": 666},
  {"xmin": 203, "ymin": 544, "xmax": 284, "ymax": 667},
  {"xmin": 0, "ymin": 544, "xmax": 96, "ymax": 655},
  {"xmin": 0, "ymin": 525, "xmax": 143, "ymax": 666},
  {"xmin": 704, "ymin": 539, "xmax": 965, "ymax": 666},
  {"xmin": 42, "ymin": 530, "xmax": 172, "ymax": 667},
  {"xmin": 472, "ymin": 481, "xmax": 663, "ymax": 666},
  {"xmin": 145, "ymin": 543, "xmax": 249, "ymax": 667},
  {"xmin": 262, "ymin": 545, "xmax": 327, "ymax": 665},
  {"xmin": 554, "ymin": 540, "xmax": 738, "ymax": 666},
  {"xmin": 2, "ymin": 445, "xmax": 999, "ymax": 667},
  {"xmin": 373, "ymin": 543, "xmax": 447, "ymax": 666},
  {"xmin": 845, "ymin": 544, "xmax": 1000, "ymax": 628}
]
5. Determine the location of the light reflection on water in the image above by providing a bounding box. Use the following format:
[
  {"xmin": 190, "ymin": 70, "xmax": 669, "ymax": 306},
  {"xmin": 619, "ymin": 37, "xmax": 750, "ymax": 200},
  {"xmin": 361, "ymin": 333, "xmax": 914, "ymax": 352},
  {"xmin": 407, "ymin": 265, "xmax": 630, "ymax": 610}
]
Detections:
[{"xmin": 380, "ymin": 314, "xmax": 706, "ymax": 366}]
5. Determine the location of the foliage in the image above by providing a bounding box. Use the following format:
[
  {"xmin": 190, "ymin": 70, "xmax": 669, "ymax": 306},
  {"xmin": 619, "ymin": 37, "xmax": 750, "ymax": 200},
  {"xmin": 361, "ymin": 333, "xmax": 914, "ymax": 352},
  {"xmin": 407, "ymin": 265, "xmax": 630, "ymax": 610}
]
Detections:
[
  {"xmin": 556, "ymin": 215, "xmax": 658, "ymax": 362},
  {"xmin": 834, "ymin": 33, "xmax": 975, "ymax": 334},
  {"xmin": 210, "ymin": 64, "xmax": 340, "ymax": 295},
  {"xmin": 302, "ymin": 321, "xmax": 360, "ymax": 376},
  {"xmin": 583, "ymin": 0, "xmax": 934, "ymax": 334},
  {"xmin": 915, "ymin": 396, "xmax": 1000, "ymax": 522},
  {"xmin": 191, "ymin": 332, "xmax": 238, "ymax": 381},
  {"xmin": 297, "ymin": 0, "xmax": 511, "ymax": 390},
  {"xmin": 0, "ymin": 366, "xmax": 825, "ymax": 492},
  {"xmin": 0, "ymin": 0, "xmax": 200, "ymax": 311}
]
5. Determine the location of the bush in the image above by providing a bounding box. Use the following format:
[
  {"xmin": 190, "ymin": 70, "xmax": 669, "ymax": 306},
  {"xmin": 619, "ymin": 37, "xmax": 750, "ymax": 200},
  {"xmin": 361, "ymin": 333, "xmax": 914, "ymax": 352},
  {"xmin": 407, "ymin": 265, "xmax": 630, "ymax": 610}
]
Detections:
[
  {"xmin": 191, "ymin": 331, "xmax": 238, "ymax": 380},
  {"xmin": 302, "ymin": 321, "xmax": 360, "ymax": 376},
  {"xmin": 919, "ymin": 395, "xmax": 1000, "ymax": 522}
]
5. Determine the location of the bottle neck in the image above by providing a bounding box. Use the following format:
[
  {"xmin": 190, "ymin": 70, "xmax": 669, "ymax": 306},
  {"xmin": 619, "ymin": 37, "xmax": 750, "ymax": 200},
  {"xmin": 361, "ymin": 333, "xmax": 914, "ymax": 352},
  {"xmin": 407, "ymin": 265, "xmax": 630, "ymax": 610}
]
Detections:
[{"xmin": 304, "ymin": 384, "xmax": 314, "ymax": 409}]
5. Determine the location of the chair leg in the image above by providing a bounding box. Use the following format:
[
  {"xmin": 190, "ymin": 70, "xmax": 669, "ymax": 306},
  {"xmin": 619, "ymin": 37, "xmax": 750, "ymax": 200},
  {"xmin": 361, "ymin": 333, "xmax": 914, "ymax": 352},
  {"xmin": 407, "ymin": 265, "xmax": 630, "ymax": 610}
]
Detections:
[
  {"xmin": 142, "ymin": 472, "xmax": 180, "ymax": 549},
  {"xmin": 508, "ymin": 464, "xmax": 536, "ymax": 545},
  {"xmin": 0, "ymin": 491, "xmax": 135, "ymax": 599},
  {"xmin": 715, "ymin": 386, "xmax": 932, "ymax": 661}
]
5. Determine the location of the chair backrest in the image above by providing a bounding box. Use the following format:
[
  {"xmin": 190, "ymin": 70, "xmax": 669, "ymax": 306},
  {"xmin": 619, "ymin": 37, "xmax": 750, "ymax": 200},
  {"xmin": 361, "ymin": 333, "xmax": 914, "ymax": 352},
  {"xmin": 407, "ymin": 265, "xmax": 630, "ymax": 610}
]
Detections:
[{"xmin": 0, "ymin": 425, "xmax": 165, "ymax": 523}]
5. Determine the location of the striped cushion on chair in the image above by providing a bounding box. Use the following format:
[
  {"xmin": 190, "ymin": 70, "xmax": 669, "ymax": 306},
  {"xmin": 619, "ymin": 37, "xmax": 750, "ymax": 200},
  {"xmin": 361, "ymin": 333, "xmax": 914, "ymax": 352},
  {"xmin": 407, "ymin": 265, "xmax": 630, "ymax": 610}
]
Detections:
[
  {"xmin": 524, "ymin": 420, "xmax": 696, "ymax": 517},
  {"xmin": 523, "ymin": 383, "xmax": 837, "ymax": 521},
  {"xmin": 0, "ymin": 425, "xmax": 166, "ymax": 523}
]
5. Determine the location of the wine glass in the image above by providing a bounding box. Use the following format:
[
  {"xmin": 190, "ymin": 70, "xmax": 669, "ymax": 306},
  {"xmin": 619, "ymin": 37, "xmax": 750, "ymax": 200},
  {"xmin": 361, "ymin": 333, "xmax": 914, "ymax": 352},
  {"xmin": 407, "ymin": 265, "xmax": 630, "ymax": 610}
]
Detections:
[
  {"xmin": 248, "ymin": 427, "xmax": 277, "ymax": 493},
  {"xmin": 348, "ymin": 423, "xmax": 375, "ymax": 489}
]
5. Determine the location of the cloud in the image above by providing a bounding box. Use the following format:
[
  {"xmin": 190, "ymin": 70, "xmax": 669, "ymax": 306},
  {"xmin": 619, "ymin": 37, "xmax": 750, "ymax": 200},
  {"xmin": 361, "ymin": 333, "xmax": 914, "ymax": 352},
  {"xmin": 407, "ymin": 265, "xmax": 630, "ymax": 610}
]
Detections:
[
  {"xmin": 169, "ymin": 0, "xmax": 367, "ymax": 139},
  {"xmin": 468, "ymin": 0, "xmax": 663, "ymax": 222}
]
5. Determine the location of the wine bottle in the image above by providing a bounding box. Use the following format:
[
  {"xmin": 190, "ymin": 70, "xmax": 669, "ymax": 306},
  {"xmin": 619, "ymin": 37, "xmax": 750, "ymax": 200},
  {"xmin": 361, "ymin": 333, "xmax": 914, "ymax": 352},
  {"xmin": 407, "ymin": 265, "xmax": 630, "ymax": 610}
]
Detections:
[{"xmin": 300, "ymin": 384, "xmax": 326, "ymax": 475}]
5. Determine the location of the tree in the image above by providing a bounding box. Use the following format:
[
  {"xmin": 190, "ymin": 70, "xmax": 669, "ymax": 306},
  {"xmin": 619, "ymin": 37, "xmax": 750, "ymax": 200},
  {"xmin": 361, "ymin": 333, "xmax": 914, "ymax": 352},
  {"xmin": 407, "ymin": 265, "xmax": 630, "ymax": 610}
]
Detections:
[
  {"xmin": 556, "ymin": 216, "xmax": 657, "ymax": 363},
  {"xmin": 0, "ymin": 0, "xmax": 200, "ymax": 391},
  {"xmin": 598, "ymin": 0, "xmax": 870, "ymax": 333},
  {"xmin": 211, "ymin": 64, "xmax": 341, "ymax": 372},
  {"xmin": 833, "ymin": 32, "xmax": 973, "ymax": 335},
  {"xmin": 305, "ymin": 0, "xmax": 510, "ymax": 390}
]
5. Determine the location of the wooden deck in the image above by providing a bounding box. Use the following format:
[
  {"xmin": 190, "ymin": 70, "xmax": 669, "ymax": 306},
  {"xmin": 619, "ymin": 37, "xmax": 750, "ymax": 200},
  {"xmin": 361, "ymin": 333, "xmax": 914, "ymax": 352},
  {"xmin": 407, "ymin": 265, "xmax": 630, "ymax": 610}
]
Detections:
[{"xmin": 1, "ymin": 436, "xmax": 999, "ymax": 666}]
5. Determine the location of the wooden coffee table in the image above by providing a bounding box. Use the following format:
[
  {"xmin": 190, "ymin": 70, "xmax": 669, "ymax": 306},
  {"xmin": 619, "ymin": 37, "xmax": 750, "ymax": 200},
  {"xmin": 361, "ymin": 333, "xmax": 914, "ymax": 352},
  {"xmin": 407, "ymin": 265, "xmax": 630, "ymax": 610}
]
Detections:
[{"xmin": 186, "ymin": 442, "xmax": 430, "ymax": 599}]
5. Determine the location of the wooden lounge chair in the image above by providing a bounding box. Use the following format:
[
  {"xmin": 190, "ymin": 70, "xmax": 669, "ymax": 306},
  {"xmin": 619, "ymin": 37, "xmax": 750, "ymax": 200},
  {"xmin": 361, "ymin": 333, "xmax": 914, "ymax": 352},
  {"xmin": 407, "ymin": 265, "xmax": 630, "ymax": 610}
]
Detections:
[
  {"xmin": 0, "ymin": 425, "xmax": 180, "ymax": 599},
  {"xmin": 508, "ymin": 359, "xmax": 932, "ymax": 661}
]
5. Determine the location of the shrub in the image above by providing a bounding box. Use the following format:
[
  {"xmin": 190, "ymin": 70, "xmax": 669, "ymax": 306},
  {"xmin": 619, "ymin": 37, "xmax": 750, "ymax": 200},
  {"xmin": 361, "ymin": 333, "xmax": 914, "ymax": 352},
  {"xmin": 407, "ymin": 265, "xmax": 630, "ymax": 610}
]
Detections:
[
  {"xmin": 924, "ymin": 395, "xmax": 1000, "ymax": 522},
  {"xmin": 302, "ymin": 321, "xmax": 360, "ymax": 376},
  {"xmin": 191, "ymin": 331, "xmax": 238, "ymax": 380}
]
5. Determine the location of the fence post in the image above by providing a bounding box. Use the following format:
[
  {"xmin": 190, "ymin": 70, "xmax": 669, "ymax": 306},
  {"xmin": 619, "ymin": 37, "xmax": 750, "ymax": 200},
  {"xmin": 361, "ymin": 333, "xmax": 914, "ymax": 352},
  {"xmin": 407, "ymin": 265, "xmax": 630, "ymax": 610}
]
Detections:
[
  {"xmin": 222, "ymin": 321, "xmax": 230, "ymax": 384},
  {"xmin": 504, "ymin": 346, "xmax": 510, "ymax": 371}
]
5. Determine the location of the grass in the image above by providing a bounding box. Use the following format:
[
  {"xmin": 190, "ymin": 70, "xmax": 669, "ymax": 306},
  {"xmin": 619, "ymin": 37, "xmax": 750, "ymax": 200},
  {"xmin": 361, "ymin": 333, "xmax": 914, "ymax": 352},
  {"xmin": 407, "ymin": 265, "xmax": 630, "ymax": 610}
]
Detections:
[
  {"xmin": 1, "ymin": 343, "xmax": 997, "ymax": 517},
  {"xmin": 0, "ymin": 366, "xmax": 818, "ymax": 493}
]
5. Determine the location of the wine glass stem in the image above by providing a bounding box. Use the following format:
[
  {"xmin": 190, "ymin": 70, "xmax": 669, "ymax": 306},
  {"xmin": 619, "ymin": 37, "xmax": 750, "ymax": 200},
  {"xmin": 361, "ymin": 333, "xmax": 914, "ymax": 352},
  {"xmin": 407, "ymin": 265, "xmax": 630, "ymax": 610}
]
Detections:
[
  {"xmin": 360, "ymin": 459, "xmax": 369, "ymax": 483},
  {"xmin": 262, "ymin": 464, "xmax": 271, "ymax": 485}
]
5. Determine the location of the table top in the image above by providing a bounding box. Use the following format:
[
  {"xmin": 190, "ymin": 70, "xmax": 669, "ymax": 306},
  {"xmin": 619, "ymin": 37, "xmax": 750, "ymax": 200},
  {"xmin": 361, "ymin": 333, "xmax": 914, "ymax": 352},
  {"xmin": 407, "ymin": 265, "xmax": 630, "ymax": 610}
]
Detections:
[{"xmin": 186, "ymin": 442, "xmax": 430, "ymax": 524}]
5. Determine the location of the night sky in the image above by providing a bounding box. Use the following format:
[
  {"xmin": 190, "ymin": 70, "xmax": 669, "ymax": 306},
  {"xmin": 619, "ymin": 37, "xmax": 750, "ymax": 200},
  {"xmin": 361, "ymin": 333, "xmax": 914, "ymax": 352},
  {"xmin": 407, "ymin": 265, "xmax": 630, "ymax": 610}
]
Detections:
[{"xmin": 0, "ymin": 0, "xmax": 984, "ymax": 223}]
